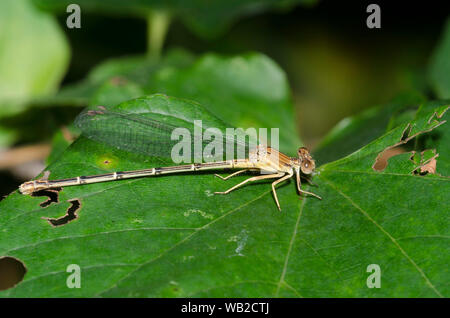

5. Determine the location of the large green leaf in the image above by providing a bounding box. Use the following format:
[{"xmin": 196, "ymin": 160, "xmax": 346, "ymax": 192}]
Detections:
[
  {"xmin": 33, "ymin": 0, "xmax": 316, "ymax": 38},
  {"xmin": 0, "ymin": 95, "xmax": 448, "ymax": 297}
]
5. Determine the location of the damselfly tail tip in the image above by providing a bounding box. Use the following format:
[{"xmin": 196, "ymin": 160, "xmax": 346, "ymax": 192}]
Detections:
[
  {"xmin": 18, "ymin": 180, "xmax": 49, "ymax": 195},
  {"xmin": 19, "ymin": 181, "xmax": 35, "ymax": 195}
]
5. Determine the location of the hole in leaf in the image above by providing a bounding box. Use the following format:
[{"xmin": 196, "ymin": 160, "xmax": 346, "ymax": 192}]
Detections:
[
  {"xmin": 373, "ymin": 117, "xmax": 443, "ymax": 173},
  {"xmin": 43, "ymin": 199, "xmax": 81, "ymax": 227},
  {"xmin": 31, "ymin": 187, "xmax": 62, "ymax": 208},
  {"xmin": 417, "ymin": 157, "xmax": 437, "ymax": 175},
  {"xmin": 399, "ymin": 123, "xmax": 412, "ymax": 142},
  {"xmin": 411, "ymin": 150, "xmax": 439, "ymax": 175},
  {"xmin": 373, "ymin": 146, "xmax": 407, "ymax": 171},
  {"xmin": 0, "ymin": 256, "xmax": 27, "ymax": 291}
]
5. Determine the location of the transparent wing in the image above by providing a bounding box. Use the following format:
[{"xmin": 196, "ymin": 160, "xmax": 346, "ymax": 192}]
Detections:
[
  {"xmin": 75, "ymin": 107, "xmax": 183, "ymax": 158},
  {"xmin": 75, "ymin": 107, "xmax": 252, "ymax": 161}
]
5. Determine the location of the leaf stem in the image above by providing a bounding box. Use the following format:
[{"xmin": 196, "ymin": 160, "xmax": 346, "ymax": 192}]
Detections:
[{"xmin": 146, "ymin": 10, "xmax": 171, "ymax": 59}]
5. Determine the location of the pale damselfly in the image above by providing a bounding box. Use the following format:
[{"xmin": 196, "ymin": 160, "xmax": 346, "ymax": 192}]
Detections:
[{"xmin": 19, "ymin": 106, "xmax": 321, "ymax": 210}]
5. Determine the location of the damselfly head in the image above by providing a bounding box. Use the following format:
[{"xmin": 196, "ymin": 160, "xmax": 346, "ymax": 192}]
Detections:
[{"xmin": 297, "ymin": 147, "xmax": 315, "ymax": 174}]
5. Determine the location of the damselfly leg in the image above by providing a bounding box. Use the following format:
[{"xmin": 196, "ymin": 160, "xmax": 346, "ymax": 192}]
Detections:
[
  {"xmin": 270, "ymin": 172, "xmax": 293, "ymax": 211},
  {"xmin": 214, "ymin": 169, "xmax": 250, "ymax": 181}
]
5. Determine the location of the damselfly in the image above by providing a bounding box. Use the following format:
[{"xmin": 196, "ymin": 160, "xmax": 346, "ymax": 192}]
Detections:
[{"xmin": 19, "ymin": 105, "xmax": 321, "ymax": 210}]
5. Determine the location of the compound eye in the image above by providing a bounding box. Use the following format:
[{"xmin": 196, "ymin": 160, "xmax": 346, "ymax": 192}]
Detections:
[{"xmin": 301, "ymin": 160, "xmax": 315, "ymax": 174}]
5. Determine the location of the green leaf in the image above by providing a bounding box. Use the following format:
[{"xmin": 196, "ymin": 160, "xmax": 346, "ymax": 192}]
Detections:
[
  {"xmin": 428, "ymin": 17, "xmax": 450, "ymax": 99},
  {"xmin": 0, "ymin": 95, "xmax": 448, "ymax": 297},
  {"xmin": 33, "ymin": 0, "xmax": 316, "ymax": 38},
  {"xmin": 0, "ymin": 0, "xmax": 69, "ymax": 118},
  {"xmin": 151, "ymin": 53, "xmax": 301, "ymax": 154}
]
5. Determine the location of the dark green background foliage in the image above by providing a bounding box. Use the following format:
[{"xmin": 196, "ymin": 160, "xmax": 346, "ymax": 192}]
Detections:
[
  {"xmin": 0, "ymin": 1, "xmax": 448, "ymax": 297},
  {"xmin": 32, "ymin": 0, "xmax": 316, "ymax": 38}
]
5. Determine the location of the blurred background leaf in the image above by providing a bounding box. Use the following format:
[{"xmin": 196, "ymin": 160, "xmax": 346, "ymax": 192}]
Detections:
[
  {"xmin": 0, "ymin": 0, "xmax": 69, "ymax": 145},
  {"xmin": 52, "ymin": 48, "xmax": 195, "ymax": 107},
  {"xmin": 428, "ymin": 17, "xmax": 450, "ymax": 99}
]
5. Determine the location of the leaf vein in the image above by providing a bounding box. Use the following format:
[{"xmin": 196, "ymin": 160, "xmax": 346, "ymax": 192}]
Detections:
[
  {"xmin": 275, "ymin": 194, "xmax": 306, "ymax": 297},
  {"xmin": 321, "ymin": 176, "xmax": 444, "ymax": 298},
  {"xmin": 95, "ymin": 189, "xmax": 273, "ymax": 297}
]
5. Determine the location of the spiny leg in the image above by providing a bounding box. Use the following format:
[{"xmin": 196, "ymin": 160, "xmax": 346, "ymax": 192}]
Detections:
[
  {"xmin": 299, "ymin": 188, "xmax": 322, "ymax": 200},
  {"xmin": 214, "ymin": 169, "xmax": 249, "ymax": 181},
  {"xmin": 271, "ymin": 173, "xmax": 292, "ymax": 211},
  {"xmin": 215, "ymin": 173, "xmax": 283, "ymax": 195},
  {"xmin": 303, "ymin": 176, "xmax": 317, "ymax": 186},
  {"xmin": 296, "ymin": 169, "xmax": 322, "ymax": 200}
]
